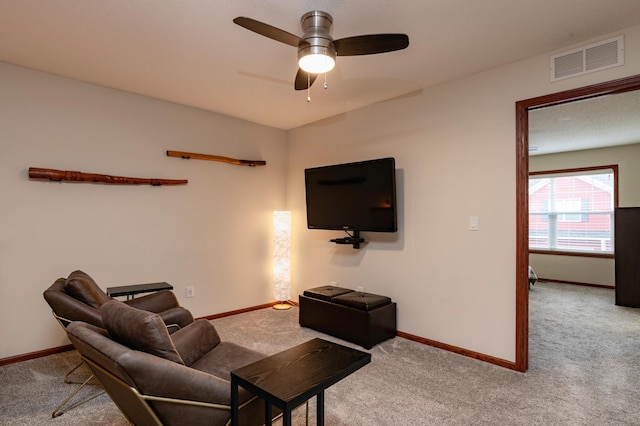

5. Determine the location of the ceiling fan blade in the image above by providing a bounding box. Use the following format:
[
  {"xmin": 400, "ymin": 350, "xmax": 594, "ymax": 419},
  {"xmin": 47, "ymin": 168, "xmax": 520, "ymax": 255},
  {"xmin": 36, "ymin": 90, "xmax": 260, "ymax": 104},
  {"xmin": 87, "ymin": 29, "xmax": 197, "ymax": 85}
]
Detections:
[
  {"xmin": 334, "ymin": 34, "xmax": 409, "ymax": 56},
  {"xmin": 233, "ymin": 17, "xmax": 301, "ymax": 47},
  {"xmin": 295, "ymin": 69, "xmax": 318, "ymax": 90}
]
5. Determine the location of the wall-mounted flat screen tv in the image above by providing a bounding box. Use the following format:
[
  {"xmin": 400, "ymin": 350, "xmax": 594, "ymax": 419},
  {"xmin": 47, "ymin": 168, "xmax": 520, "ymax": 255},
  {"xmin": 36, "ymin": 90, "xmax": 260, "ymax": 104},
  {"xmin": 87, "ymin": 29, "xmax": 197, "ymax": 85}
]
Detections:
[{"xmin": 304, "ymin": 157, "xmax": 397, "ymax": 233}]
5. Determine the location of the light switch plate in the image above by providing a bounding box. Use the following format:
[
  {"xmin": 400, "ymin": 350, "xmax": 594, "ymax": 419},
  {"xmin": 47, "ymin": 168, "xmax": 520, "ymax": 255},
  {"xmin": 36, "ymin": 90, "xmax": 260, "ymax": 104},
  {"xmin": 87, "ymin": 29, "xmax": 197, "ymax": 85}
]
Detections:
[{"xmin": 469, "ymin": 216, "xmax": 479, "ymax": 231}]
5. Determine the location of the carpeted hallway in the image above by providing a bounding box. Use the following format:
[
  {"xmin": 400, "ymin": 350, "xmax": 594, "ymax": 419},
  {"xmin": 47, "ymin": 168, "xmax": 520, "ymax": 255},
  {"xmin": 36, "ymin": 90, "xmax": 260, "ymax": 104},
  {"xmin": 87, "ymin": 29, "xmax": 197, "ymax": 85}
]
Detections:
[{"xmin": 1, "ymin": 281, "xmax": 638, "ymax": 425}]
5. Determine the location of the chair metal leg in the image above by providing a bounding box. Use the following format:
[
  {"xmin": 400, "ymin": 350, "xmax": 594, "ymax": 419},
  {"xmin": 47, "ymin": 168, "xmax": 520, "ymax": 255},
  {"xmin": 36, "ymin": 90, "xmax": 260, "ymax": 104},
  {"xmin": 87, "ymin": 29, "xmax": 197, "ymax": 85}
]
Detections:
[
  {"xmin": 63, "ymin": 360, "xmax": 90, "ymax": 384},
  {"xmin": 52, "ymin": 372, "xmax": 105, "ymax": 417}
]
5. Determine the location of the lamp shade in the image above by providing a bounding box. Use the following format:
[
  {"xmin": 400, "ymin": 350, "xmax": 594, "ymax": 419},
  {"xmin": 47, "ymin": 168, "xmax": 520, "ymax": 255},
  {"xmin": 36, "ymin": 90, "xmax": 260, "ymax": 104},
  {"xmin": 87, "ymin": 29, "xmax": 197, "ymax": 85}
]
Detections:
[{"xmin": 273, "ymin": 211, "xmax": 291, "ymax": 303}]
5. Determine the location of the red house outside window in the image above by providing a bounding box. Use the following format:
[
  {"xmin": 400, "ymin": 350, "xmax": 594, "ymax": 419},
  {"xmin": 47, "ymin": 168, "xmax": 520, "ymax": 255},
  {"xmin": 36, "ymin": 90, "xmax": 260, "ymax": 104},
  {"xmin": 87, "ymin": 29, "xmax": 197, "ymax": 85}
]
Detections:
[{"xmin": 529, "ymin": 166, "xmax": 617, "ymax": 255}]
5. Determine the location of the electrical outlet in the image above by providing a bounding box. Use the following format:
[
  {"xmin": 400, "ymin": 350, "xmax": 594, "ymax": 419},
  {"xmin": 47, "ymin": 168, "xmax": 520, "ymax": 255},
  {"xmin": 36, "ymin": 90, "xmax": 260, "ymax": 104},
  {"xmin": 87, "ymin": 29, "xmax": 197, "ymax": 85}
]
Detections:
[
  {"xmin": 356, "ymin": 286, "xmax": 364, "ymax": 292},
  {"xmin": 330, "ymin": 281, "xmax": 338, "ymax": 286},
  {"xmin": 186, "ymin": 286, "xmax": 195, "ymax": 298}
]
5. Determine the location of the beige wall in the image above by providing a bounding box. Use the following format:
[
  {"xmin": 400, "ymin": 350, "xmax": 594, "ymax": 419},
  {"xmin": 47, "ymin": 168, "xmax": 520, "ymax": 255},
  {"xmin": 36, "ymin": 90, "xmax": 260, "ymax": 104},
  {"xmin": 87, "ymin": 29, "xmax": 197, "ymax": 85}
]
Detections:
[
  {"xmin": 287, "ymin": 24, "xmax": 640, "ymax": 362},
  {"xmin": 0, "ymin": 63, "xmax": 288, "ymax": 359},
  {"xmin": 2, "ymin": 23, "xmax": 640, "ymax": 362},
  {"xmin": 529, "ymin": 143, "xmax": 640, "ymax": 286}
]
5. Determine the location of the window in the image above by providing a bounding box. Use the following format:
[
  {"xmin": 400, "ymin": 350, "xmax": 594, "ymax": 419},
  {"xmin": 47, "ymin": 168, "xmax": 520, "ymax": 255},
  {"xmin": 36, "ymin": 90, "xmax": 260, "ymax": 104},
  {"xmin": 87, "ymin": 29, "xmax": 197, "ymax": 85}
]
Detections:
[{"xmin": 529, "ymin": 165, "xmax": 617, "ymax": 256}]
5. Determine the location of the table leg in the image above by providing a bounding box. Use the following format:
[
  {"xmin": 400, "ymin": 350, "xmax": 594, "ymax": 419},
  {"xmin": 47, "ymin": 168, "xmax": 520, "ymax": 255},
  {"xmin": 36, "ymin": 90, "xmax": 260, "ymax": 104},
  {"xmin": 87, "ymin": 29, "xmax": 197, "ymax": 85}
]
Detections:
[
  {"xmin": 317, "ymin": 390, "xmax": 324, "ymax": 426},
  {"xmin": 230, "ymin": 379, "xmax": 238, "ymax": 426},
  {"xmin": 265, "ymin": 402, "xmax": 272, "ymax": 425},
  {"xmin": 283, "ymin": 408, "xmax": 292, "ymax": 426}
]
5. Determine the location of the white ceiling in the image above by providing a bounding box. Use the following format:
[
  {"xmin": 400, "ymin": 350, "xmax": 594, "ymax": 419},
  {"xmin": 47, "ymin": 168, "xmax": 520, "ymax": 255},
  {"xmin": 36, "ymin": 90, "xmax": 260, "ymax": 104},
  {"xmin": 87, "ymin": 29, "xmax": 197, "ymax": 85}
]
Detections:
[
  {"xmin": 1, "ymin": 0, "xmax": 640, "ymax": 131},
  {"xmin": 529, "ymin": 90, "xmax": 640, "ymax": 156}
]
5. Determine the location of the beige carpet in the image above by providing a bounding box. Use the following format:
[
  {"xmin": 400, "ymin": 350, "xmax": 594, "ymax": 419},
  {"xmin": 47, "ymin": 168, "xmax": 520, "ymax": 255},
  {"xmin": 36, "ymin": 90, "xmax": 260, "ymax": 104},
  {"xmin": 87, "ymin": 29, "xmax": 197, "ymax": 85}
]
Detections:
[{"xmin": 1, "ymin": 281, "xmax": 639, "ymax": 425}]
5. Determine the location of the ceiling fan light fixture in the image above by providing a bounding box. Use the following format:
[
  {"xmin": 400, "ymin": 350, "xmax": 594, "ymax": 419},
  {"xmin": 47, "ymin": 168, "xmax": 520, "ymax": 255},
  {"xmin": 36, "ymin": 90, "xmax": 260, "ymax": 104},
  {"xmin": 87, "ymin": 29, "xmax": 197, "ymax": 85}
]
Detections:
[
  {"xmin": 298, "ymin": 53, "xmax": 335, "ymax": 74},
  {"xmin": 298, "ymin": 43, "xmax": 336, "ymax": 74}
]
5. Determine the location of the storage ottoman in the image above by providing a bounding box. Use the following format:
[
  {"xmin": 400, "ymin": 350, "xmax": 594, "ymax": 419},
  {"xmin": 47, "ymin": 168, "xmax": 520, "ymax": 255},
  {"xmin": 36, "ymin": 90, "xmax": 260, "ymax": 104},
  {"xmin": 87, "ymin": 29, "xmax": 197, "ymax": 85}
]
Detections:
[{"xmin": 299, "ymin": 286, "xmax": 396, "ymax": 349}]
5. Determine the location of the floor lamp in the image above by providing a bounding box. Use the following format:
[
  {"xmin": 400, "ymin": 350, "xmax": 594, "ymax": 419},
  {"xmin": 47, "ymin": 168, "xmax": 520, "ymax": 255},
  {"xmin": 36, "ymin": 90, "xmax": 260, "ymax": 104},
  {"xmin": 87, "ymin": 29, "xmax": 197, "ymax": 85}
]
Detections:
[{"xmin": 273, "ymin": 210, "xmax": 292, "ymax": 310}]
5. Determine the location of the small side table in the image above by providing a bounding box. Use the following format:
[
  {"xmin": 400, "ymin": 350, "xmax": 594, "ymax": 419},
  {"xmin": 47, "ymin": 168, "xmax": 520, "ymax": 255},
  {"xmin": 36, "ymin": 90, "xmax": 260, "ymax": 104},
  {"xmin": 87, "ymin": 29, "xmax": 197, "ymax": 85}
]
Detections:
[
  {"xmin": 106, "ymin": 282, "xmax": 173, "ymax": 300},
  {"xmin": 231, "ymin": 338, "xmax": 371, "ymax": 426}
]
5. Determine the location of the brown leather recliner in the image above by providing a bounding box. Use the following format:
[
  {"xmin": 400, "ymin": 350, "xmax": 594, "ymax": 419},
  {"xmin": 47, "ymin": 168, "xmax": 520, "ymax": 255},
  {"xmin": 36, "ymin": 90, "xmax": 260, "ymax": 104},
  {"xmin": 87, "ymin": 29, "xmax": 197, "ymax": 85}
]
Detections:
[
  {"xmin": 43, "ymin": 270, "xmax": 194, "ymax": 417},
  {"xmin": 66, "ymin": 300, "xmax": 275, "ymax": 426},
  {"xmin": 44, "ymin": 270, "xmax": 194, "ymax": 331}
]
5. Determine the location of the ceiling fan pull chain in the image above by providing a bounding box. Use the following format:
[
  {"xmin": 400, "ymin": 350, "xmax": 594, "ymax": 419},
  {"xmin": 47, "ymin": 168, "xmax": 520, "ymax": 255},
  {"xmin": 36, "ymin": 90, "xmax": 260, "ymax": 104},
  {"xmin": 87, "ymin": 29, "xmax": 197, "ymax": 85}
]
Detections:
[
  {"xmin": 324, "ymin": 73, "xmax": 328, "ymax": 89},
  {"xmin": 307, "ymin": 74, "xmax": 311, "ymax": 102}
]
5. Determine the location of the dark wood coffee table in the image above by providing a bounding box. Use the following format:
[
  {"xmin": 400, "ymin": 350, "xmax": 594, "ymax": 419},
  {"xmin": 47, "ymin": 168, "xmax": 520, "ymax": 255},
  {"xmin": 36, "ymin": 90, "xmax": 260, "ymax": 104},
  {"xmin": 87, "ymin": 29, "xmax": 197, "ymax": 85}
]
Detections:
[{"xmin": 230, "ymin": 338, "xmax": 371, "ymax": 426}]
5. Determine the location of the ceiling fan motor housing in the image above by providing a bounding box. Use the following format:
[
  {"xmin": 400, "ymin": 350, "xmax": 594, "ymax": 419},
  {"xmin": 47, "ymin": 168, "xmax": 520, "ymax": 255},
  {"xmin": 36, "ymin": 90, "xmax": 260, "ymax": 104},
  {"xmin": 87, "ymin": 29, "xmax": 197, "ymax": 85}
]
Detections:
[{"xmin": 298, "ymin": 11, "xmax": 336, "ymax": 65}]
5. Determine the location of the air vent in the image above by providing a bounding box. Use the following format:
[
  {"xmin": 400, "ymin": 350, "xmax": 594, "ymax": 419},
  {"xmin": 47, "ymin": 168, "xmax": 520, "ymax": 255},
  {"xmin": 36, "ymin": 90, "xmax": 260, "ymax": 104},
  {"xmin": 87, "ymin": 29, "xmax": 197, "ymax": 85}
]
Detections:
[{"xmin": 550, "ymin": 35, "xmax": 624, "ymax": 82}]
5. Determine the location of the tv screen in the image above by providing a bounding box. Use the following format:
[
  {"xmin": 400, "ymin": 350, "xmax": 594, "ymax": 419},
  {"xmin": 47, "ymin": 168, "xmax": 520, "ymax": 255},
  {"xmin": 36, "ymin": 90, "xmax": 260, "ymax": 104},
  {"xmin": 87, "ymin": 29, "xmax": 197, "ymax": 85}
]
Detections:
[{"xmin": 305, "ymin": 158, "xmax": 397, "ymax": 233}]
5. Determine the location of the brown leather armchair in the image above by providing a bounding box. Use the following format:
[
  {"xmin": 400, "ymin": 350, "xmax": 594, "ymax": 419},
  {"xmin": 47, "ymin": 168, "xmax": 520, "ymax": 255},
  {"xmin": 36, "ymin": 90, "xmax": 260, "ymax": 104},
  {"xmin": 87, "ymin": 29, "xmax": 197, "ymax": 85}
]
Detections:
[
  {"xmin": 43, "ymin": 270, "xmax": 194, "ymax": 417},
  {"xmin": 66, "ymin": 300, "xmax": 274, "ymax": 426},
  {"xmin": 44, "ymin": 270, "xmax": 194, "ymax": 331}
]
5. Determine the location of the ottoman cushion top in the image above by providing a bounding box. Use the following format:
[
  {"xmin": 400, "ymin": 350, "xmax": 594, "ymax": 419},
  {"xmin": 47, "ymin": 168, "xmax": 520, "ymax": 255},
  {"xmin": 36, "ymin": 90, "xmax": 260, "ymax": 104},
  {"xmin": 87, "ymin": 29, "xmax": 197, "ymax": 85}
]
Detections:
[
  {"xmin": 332, "ymin": 291, "xmax": 392, "ymax": 311},
  {"xmin": 303, "ymin": 285, "xmax": 354, "ymax": 302}
]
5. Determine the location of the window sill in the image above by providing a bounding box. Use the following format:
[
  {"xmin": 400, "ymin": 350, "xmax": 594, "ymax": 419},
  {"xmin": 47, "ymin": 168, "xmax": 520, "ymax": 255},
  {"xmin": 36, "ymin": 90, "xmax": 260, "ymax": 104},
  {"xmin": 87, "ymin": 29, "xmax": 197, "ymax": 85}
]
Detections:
[{"xmin": 529, "ymin": 249, "xmax": 614, "ymax": 259}]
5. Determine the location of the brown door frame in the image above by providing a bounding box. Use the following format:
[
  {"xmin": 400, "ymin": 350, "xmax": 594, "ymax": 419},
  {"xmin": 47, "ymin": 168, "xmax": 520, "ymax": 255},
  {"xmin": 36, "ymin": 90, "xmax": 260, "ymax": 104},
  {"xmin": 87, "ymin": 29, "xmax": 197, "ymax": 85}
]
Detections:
[{"xmin": 515, "ymin": 74, "xmax": 640, "ymax": 372}]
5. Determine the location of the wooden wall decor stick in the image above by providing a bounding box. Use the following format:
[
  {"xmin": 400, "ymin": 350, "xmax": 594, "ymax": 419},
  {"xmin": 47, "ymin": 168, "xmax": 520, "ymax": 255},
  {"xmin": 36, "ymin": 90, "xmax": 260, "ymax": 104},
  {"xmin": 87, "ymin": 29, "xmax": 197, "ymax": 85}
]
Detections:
[
  {"xmin": 28, "ymin": 167, "xmax": 188, "ymax": 186},
  {"xmin": 166, "ymin": 150, "xmax": 266, "ymax": 167}
]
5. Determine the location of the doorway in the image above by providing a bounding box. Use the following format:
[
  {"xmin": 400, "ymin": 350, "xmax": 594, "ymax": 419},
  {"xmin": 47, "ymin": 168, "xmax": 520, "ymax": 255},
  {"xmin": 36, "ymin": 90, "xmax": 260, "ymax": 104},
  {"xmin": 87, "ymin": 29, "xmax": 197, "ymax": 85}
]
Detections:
[{"xmin": 514, "ymin": 74, "xmax": 640, "ymax": 372}]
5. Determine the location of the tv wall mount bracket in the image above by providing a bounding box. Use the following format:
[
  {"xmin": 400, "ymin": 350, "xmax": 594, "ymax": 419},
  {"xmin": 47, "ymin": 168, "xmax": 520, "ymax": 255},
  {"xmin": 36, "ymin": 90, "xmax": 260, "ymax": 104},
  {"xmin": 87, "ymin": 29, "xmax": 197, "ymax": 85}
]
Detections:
[{"xmin": 330, "ymin": 230, "xmax": 365, "ymax": 249}]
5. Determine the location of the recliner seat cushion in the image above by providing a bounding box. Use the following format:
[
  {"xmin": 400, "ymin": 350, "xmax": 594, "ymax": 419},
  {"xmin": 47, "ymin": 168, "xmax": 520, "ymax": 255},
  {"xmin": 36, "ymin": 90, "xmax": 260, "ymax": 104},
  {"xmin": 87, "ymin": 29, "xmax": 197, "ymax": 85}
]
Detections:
[
  {"xmin": 101, "ymin": 300, "xmax": 184, "ymax": 365},
  {"xmin": 189, "ymin": 341, "xmax": 266, "ymax": 381},
  {"xmin": 65, "ymin": 270, "xmax": 110, "ymax": 309}
]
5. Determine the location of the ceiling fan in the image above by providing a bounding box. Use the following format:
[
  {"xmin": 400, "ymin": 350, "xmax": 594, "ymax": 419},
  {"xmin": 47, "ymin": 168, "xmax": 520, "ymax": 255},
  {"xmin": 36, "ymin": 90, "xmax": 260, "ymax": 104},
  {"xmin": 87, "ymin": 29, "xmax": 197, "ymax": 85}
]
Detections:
[{"xmin": 233, "ymin": 11, "xmax": 409, "ymax": 91}]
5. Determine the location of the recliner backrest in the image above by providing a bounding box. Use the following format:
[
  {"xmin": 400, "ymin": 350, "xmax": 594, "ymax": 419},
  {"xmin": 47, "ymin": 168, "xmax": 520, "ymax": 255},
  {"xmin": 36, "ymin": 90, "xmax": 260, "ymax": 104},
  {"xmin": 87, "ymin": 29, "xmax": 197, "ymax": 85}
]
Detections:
[
  {"xmin": 64, "ymin": 270, "xmax": 111, "ymax": 308},
  {"xmin": 99, "ymin": 300, "xmax": 223, "ymax": 367},
  {"xmin": 44, "ymin": 277, "xmax": 105, "ymax": 328},
  {"xmin": 101, "ymin": 300, "xmax": 186, "ymax": 364}
]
